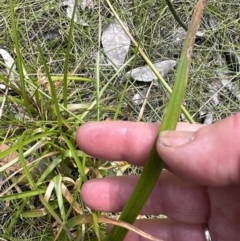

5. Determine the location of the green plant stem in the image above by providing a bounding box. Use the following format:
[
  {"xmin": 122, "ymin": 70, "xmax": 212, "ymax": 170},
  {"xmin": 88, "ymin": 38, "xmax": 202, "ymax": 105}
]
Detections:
[{"xmin": 104, "ymin": 1, "xmax": 205, "ymax": 240}]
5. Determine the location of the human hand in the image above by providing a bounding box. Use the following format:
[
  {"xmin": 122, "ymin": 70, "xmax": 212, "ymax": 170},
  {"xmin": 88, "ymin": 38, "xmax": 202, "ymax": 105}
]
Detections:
[{"xmin": 76, "ymin": 113, "xmax": 240, "ymax": 241}]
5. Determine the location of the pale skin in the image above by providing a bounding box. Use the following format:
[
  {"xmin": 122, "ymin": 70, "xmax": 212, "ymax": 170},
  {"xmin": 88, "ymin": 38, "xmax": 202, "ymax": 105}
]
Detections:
[{"xmin": 76, "ymin": 113, "xmax": 240, "ymax": 241}]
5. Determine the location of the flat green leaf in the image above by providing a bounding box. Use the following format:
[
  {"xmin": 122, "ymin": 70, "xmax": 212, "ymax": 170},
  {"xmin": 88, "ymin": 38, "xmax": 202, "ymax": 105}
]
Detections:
[{"xmin": 53, "ymin": 174, "xmax": 66, "ymax": 222}]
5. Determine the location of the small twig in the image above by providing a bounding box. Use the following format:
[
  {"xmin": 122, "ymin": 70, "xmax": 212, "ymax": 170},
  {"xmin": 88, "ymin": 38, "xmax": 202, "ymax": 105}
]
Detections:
[{"xmin": 137, "ymin": 82, "xmax": 154, "ymax": 122}]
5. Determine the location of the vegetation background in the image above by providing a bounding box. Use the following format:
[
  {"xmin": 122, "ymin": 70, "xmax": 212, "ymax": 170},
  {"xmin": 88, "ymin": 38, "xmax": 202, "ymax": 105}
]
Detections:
[{"xmin": 0, "ymin": 0, "xmax": 239, "ymax": 240}]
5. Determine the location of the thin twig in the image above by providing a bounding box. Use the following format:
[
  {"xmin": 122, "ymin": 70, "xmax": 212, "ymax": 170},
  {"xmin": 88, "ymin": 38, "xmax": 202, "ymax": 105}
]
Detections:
[{"xmin": 137, "ymin": 82, "xmax": 154, "ymax": 122}]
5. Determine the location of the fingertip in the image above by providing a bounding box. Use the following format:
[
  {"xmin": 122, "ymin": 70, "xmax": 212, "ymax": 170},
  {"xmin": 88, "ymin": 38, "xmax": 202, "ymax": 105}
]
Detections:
[
  {"xmin": 80, "ymin": 178, "xmax": 126, "ymax": 212},
  {"xmin": 76, "ymin": 122, "xmax": 96, "ymax": 148},
  {"xmin": 76, "ymin": 123, "xmax": 86, "ymax": 148},
  {"xmin": 80, "ymin": 179, "xmax": 104, "ymax": 210}
]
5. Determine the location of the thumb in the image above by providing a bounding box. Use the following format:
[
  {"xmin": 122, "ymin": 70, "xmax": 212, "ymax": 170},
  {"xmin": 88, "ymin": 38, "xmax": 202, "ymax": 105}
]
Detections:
[{"xmin": 157, "ymin": 113, "xmax": 240, "ymax": 186}]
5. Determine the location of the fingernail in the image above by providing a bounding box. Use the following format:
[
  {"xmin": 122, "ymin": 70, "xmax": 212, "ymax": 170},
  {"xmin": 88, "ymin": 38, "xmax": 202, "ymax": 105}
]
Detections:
[{"xmin": 158, "ymin": 131, "xmax": 195, "ymax": 147}]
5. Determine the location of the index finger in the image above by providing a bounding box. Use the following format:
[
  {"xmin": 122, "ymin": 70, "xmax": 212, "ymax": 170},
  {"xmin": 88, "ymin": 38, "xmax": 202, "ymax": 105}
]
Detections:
[{"xmin": 76, "ymin": 121, "xmax": 202, "ymax": 166}]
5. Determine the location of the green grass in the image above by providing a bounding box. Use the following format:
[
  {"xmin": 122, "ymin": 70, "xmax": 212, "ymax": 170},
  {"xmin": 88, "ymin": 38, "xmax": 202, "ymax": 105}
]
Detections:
[{"xmin": 0, "ymin": 0, "xmax": 240, "ymax": 240}]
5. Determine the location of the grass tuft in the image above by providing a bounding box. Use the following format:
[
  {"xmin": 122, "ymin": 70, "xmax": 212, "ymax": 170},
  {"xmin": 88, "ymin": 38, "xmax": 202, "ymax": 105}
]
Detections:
[{"xmin": 0, "ymin": 0, "xmax": 240, "ymax": 240}]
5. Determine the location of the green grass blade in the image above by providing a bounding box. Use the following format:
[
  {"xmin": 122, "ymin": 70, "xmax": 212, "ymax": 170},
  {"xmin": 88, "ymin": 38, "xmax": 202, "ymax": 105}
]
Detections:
[
  {"xmin": 0, "ymin": 134, "xmax": 52, "ymax": 173},
  {"xmin": 53, "ymin": 174, "xmax": 66, "ymax": 222},
  {"xmin": 18, "ymin": 132, "xmax": 36, "ymax": 188},
  {"xmin": 105, "ymin": 1, "xmax": 205, "ymax": 240},
  {"xmin": 9, "ymin": 0, "xmax": 31, "ymax": 116},
  {"xmin": 66, "ymin": 170, "xmax": 83, "ymax": 219},
  {"xmin": 38, "ymin": 45, "xmax": 63, "ymax": 130},
  {"xmin": 165, "ymin": 0, "xmax": 188, "ymax": 31},
  {"xmin": 39, "ymin": 195, "xmax": 73, "ymax": 240},
  {"xmin": 21, "ymin": 61, "xmax": 41, "ymax": 111},
  {"xmin": 63, "ymin": 0, "xmax": 79, "ymax": 108},
  {"xmin": 61, "ymin": 134, "xmax": 87, "ymax": 182},
  {"xmin": 51, "ymin": 75, "xmax": 93, "ymax": 83},
  {"xmin": 21, "ymin": 208, "xmax": 48, "ymax": 218},
  {"xmin": 4, "ymin": 198, "xmax": 29, "ymax": 238},
  {"xmin": 20, "ymin": 77, "xmax": 84, "ymax": 123},
  {"xmin": 113, "ymin": 76, "xmax": 130, "ymax": 120},
  {"xmin": 37, "ymin": 156, "xmax": 63, "ymax": 184},
  {"xmin": 0, "ymin": 189, "xmax": 47, "ymax": 201},
  {"xmin": 96, "ymin": 2, "xmax": 101, "ymax": 121}
]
